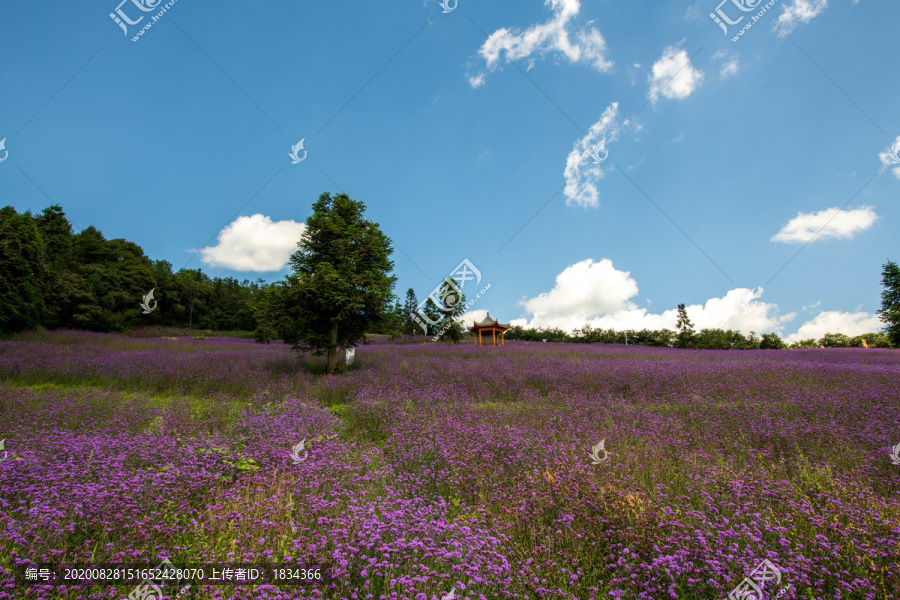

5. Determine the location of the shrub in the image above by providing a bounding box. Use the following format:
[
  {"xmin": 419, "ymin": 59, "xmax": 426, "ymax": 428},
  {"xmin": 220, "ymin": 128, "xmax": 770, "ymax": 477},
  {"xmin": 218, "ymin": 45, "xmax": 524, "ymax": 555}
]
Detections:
[{"xmin": 819, "ymin": 333, "xmax": 852, "ymax": 348}]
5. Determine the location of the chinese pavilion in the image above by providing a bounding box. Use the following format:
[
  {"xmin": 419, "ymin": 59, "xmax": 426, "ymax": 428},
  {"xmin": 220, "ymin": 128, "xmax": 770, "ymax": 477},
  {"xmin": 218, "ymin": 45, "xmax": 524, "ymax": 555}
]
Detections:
[{"xmin": 468, "ymin": 313, "xmax": 510, "ymax": 346}]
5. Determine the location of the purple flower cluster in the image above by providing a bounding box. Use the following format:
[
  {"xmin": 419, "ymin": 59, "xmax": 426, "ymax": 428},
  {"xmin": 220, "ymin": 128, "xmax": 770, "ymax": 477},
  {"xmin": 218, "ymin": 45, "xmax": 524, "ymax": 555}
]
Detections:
[{"xmin": 1, "ymin": 331, "xmax": 898, "ymax": 599}]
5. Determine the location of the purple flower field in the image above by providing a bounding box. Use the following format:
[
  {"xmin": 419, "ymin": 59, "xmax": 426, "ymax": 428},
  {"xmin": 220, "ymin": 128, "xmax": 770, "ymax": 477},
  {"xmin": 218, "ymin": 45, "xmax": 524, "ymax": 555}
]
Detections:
[{"xmin": 1, "ymin": 331, "xmax": 899, "ymax": 599}]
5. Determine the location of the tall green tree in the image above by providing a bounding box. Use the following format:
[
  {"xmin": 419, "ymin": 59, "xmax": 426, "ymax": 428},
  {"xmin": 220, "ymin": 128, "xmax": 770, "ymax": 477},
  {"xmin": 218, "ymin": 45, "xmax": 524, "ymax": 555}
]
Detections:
[
  {"xmin": 253, "ymin": 282, "xmax": 286, "ymax": 343},
  {"xmin": 401, "ymin": 288, "xmax": 420, "ymax": 339},
  {"xmin": 760, "ymin": 332, "xmax": 787, "ymax": 349},
  {"xmin": 819, "ymin": 332, "xmax": 852, "ymax": 348},
  {"xmin": 387, "ymin": 299, "xmax": 404, "ymax": 342},
  {"xmin": 0, "ymin": 207, "xmax": 48, "ymax": 332},
  {"xmin": 877, "ymin": 259, "xmax": 900, "ymax": 347},
  {"xmin": 675, "ymin": 303, "xmax": 694, "ymax": 349},
  {"xmin": 174, "ymin": 269, "xmax": 211, "ymax": 328},
  {"xmin": 32, "ymin": 205, "xmax": 82, "ymax": 329},
  {"xmin": 280, "ymin": 193, "xmax": 396, "ymax": 374}
]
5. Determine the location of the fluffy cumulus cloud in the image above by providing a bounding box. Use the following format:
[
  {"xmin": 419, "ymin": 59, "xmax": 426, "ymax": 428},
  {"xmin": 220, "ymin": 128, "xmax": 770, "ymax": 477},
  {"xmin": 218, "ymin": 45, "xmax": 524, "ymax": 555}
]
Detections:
[
  {"xmin": 879, "ymin": 135, "xmax": 900, "ymax": 179},
  {"xmin": 467, "ymin": 0, "xmax": 612, "ymax": 88},
  {"xmin": 511, "ymin": 259, "xmax": 792, "ymax": 335},
  {"xmin": 770, "ymin": 206, "xmax": 879, "ymax": 244},
  {"xmin": 563, "ymin": 103, "xmax": 622, "ymax": 208},
  {"xmin": 774, "ymin": 0, "xmax": 828, "ymax": 34},
  {"xmin": 648, "ymin": 46, "xmax": 704, "ymax": 102},
  {"xmin": 199, "ymin": 214, "xmax": 306, "ymax": 272},
  {"xmin": 788, "ymin": 310, "xmax": 883, "ymax": 340},
  {"xmin": 512, "ymin": 258, "xmax": 879, "ymax": 339}
]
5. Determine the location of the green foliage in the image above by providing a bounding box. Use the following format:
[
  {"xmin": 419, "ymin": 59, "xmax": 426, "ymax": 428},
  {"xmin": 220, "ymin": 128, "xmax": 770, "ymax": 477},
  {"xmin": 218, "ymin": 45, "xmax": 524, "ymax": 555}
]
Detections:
[
  {"xmin": 877, "ymin": 259, "xmax": 900, "ymax": 347},
  {"xmin": 790, "ymin": 338, "xmax": 820, "ymax": 349},
  {"xmin": 253, "ymin": 283, "xmax": 285, "ymax": 343},
  {"xmin": 818, "ymin": 332, "xmax": 852, "ymax": 348},
  {"xmin": 759, "ymin": 332, "xmax": 787, "ymax": 349},
  {"xmin": 850, "ymin": 332, "xmax": 891, "ymax": 348},
  {"xmin": 675, "ymin": 304, "xmax": 695, "ymax": 349},
  {"xmin": 0, "ymin": 204, "xmax": 265, "ymax": 336},
  {"xmin": 506, "ymin": 325, "xmax": 571, "ymax": 342},
  {"xmin": 387, "ymin": 300, "xmax": 404, "ymax": 342},
  {"xmin": 401, "ymin": 288, "xmax": 420, "ymax": 339},
  {"xmin": 0, "ymin": 207, "xmax": 48, "ymax": 332},
  {"xmin": 633, "ymin": 329, "xmax": 676, "ymax": 347},
  {"xmin": 277, "ymin": 193, "xmax": 397, "ymax": 374},
  {"xmin": 694, "ymin": 329, "xmax": 733, "ymax": 349}
]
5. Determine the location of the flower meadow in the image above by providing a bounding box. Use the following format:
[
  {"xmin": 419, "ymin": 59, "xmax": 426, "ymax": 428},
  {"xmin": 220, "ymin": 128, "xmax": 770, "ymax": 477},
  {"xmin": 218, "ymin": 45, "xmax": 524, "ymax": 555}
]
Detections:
[{"xmin": 1, "ymin": 331, "xmax": 899, "ymax": 600}]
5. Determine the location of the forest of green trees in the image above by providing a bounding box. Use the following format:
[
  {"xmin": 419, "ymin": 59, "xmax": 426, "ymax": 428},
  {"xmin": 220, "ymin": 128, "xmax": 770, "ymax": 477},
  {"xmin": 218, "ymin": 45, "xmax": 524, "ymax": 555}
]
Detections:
[{"xmin": 0, "ymin": 204, "xmax": 262, "ymax": 334}]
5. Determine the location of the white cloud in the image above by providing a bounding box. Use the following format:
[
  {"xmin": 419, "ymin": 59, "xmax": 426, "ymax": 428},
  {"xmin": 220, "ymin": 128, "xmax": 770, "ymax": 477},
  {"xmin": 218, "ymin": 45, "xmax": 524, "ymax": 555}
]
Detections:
[
  {"xmin": 770, "ymin": 206, "xmax": 879, "ymax": 244},
  {"xmin": 878, "ymin": 135, "xmax": 900, "ymax": 179},
  {"xmin": 522, "ymin": 259, "xmax": 639, "ymax": 322},
  {"xmin": 801, "ymin": 300, "xmax": 822, "ymax": 312},
  {"xmin": 774, "ymin": 0, "xmax": 828, "ymax": 35},
  {"xmin": 468, "ymin": 0, "xmax": 613, "ymax": 87},
  {"xmin": 789, "ymin": 310, "xmax": 883, "ymax": 340},
  {"xmin": 513, "ymin": 259, "xmax": 884, "ymax": 340},
  {"xmin": 467, "ymin": 73, "xmax": 486, "ymax": 89},
  {"xmin": 719, "ymin": 59, "xmax": 739, "ymax": 77},
  {"xmin": 648, "ymin": 46, "xmax": 704, "ymax": 102},
  {"xmin": 514, "ymin": 259, "xmax": 791, "ymax": 335},
  {"xmin": 199, "ymin": 214, "xmax": 306, "ymax": 272},
  {"xmin": 563, "ymin": 103, "xmax": 621, "ymax": 208},
  {"xmin": 713, "ymin": 50, "xmax": 737, "ymax": 77},
  {"xmin": 459, "ymin": 308, "xmax": 491, "ymax": 327}
]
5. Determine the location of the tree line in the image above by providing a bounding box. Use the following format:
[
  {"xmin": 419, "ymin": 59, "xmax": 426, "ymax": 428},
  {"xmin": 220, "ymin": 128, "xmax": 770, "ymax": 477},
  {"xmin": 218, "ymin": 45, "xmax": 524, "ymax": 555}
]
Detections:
[
  {"xmin": 0, "ymin": 204, "xmax": 262, "ymax": 334},
  {"xmin": 504, "ymin": 323, "xmax": 894, "ymax": 349},
  {"xmin": 3, "ymin": 201, "xmax": 899, "ymax": 360}
]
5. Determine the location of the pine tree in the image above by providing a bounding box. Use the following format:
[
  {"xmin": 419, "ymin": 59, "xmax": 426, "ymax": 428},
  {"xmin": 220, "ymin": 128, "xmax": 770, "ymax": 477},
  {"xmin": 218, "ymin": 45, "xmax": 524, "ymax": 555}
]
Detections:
[
  {"xmin": 877, "ymin": 259, "xmax": 900, "ymax": 347},
  {"xmin": 402, "ymin": 288, "xmax": 420, "ymax": 339},
  {"xmin": 280, "ymin": 193, "xmax": 396, "ymax": 374},
  {"xmin": 675, "ymin": 303, "xmax": 695, "ymax": 349}
]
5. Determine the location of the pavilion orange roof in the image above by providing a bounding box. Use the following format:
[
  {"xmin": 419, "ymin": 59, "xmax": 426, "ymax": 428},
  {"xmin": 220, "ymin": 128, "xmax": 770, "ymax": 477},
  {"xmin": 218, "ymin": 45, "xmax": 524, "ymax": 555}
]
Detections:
[{"xmin": 467, "ymin": 313, "xmax": 510, "ymax": 331}]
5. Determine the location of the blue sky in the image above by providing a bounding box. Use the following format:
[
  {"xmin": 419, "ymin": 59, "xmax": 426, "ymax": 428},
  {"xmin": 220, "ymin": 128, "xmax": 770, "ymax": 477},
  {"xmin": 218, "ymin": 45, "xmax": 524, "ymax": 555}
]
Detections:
[{"xmin": 1, "ymin": 0, "xmax": 898, "ymax": 341}]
